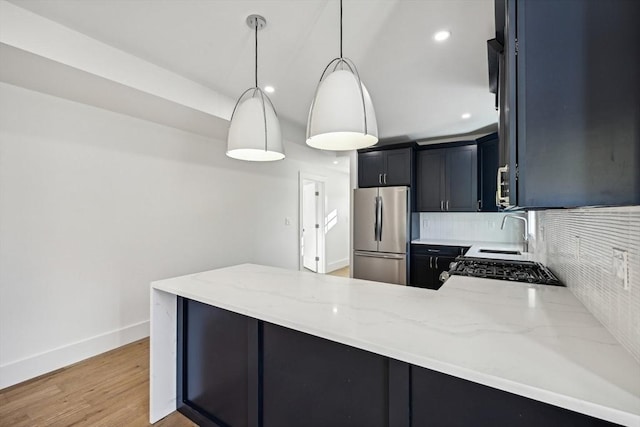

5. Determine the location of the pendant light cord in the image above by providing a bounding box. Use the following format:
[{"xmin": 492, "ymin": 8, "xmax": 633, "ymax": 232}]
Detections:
[
  {"xmin": 339, "ymin": 0, "xmax": 343, "ymax": 58},
  {"xmin": 254, "ymin": 20, "xmax": 258, "ymax": 88}
]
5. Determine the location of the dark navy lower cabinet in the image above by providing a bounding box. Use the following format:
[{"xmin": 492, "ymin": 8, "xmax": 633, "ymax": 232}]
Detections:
[
  {"xmin": 262, "ymin": 323, "xmax": 391, "ymax": 427},
  {"xmin": 411, "ymin": 366, "xmax": 616, "ymax": 427},
  {"xmin": 177, "ymin": 298, "xmax": 255, "ymax": 427},
  {"xmin": 177, "ymin": 297, "xmax": 615, "ymax": 427}
]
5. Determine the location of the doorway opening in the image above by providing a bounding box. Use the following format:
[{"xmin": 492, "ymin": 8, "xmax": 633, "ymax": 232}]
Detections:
[{"xmin": 299, "ymin": 173, "xmax": 326, "ymax": 274}]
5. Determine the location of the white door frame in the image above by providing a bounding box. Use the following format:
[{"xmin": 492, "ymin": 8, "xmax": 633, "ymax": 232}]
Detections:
[{"xmin": 298, "ymin": 172, "xmax": 326, "ymax": 274}]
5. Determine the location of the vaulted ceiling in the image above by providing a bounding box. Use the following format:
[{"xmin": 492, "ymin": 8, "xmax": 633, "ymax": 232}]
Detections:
[{"xmin": 7, "ymin": 0, "xmax": 497, "ymax": 142}]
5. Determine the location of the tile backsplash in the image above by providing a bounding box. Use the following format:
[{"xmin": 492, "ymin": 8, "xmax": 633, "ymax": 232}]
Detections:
[
  {"xmin": 534, "ymin": 206, "xmax": 640, "ymax": 362},
  {"xmin": 419, "ymin": 212, "xmax": 525, "ymax": 243}
]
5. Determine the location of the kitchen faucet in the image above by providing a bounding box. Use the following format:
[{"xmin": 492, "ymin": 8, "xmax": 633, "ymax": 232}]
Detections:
[{"xmin": 501, "ymin": 215, "xmax": 529, "ymax": 252}]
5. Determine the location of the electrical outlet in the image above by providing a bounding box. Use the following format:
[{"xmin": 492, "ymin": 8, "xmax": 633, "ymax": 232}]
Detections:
[
  {"xmin": 612, "ymin": 248, "xmax": 629, "ymax": 291},
  {"xmin": 284, "ymin": 217, "xmax": 291, "ymax": 226},
  {"xmin": 422, "ymin": 220, "xmax": 429, "ymax": 229}
]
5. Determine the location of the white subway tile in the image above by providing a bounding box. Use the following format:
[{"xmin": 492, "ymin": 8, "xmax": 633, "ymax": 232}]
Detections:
[{"xmin": 539, "ymin": 206, "xmax": 640, "ymax": 362}]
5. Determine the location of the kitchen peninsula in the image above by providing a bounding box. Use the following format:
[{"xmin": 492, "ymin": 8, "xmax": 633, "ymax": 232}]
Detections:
[{"xmin": 150, "ymin": 264, "xmax": 640, "ymax": 426}]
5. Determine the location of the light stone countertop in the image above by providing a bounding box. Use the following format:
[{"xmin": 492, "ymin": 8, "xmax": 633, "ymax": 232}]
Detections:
[
  {"xmin": 151, "ymin": 263, "xmax": 640, "ymax": 426},
  {"xmin": 411, "ymin": 238, "xmax": 535, "ymax": 261}
]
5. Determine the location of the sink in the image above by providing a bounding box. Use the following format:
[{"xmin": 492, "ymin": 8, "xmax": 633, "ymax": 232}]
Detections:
[{"xmin": 478, "ymin": 249, "xmax": 521, "ymax": 255}]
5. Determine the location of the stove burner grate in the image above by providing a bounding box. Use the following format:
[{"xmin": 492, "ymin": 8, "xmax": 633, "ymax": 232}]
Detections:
[{"xmin": 449, "ymin": 257, "xmax": 562, "ymax": 286}]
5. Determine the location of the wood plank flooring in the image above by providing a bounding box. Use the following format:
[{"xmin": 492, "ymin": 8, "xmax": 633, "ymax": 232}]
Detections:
[
  {"xmin": 0, "ymin": 339, "xmax": 195, "ymax": 427},
  {"xmin": 328, "ymin": 266, "xmax": 349, "ymax": 278}
]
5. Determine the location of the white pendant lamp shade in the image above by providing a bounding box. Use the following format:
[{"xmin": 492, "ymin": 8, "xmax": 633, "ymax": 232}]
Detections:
[
  {"xmin": 227, "ymin": 92, "xmax": 284, "ymax": 161},
  {"xmin": 226, "ymin": 14, "xmax": 285, "ymax": 162},
  {"xmin": 305, "ymin": 0, "xmax": 378, "ymax": 151},
  {"xmin": 306, "ymin": 68, "xmax": 378, "ymax": 151}
]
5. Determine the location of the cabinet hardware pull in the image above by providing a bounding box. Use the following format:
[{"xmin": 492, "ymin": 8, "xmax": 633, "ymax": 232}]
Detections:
[
  {"xmin": 435, "ymin": 257, "xmax": 438, "ymax": 268},
  {"xmin": 446, "ymin": 200, "xmax": 449, "ymax": 211},
  {"xmin": 383, "ymin": 173, "xmax": 387, "ymax": 184},
  {"xmin": 429, "ymin": 257, "xmax": 432, "ymax": 268},
  {"xmin": 440, "ymin": 201, "xmax": 444, "ymax": 211},
  {"xmin": 378, "ymin": 173, "xmax": 382, "ymax": 184}
]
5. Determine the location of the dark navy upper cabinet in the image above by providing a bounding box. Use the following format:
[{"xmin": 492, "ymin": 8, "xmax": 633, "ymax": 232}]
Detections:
[
  {"xmin": 357, "ymin": 147, "xmax": 413, "ymax": 188},
  {"xmin": 497, "ymin": 0, "xmax": 640, "ymax": 208},
  {"xmin": 417, "ymin": 144, "xmax": 477, "ymax": 212},
  {"xmin": 416, "ymin": 149, "xmax": 445, "ymax": 211},
  {"xmin": 358, "ymin": 151, "xmax": 385, "ymax": 188},
  {"xmin": 477, "ymin": 133, "xmax": 499, "ymax": 212},
  {"xmin": 446, "ymin": 145, "xmax": 478, "ymax": 211}
]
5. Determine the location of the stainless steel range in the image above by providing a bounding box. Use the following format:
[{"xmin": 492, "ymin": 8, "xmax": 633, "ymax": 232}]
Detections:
[{"xmin": 447, "ymin": 257, "xmax": 562, "ymax": 286}]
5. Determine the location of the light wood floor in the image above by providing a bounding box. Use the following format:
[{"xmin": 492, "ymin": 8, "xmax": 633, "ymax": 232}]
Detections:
[
  {"xmin": 328, "ymin": 266, "xmax": 350, "ymax": 277},
  {"xmin": 0, "ymin": 339, "xmax": 195, "ymax": 427}
]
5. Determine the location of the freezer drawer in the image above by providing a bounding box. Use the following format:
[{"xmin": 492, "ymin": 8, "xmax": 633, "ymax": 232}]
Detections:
[{"xmin": 353, "ymin": 251, "xmax": 406, "ymax": 286}]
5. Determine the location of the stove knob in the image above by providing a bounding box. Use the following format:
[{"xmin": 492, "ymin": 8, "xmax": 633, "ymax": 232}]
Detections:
[{"xmin": 439, "ymin": 271, "xmax": 450, "ymax": 283}]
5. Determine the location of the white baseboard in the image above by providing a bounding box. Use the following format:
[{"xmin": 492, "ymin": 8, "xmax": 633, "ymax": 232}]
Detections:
[
  {"xmin": 326, "ymin": 258, "xmax": 349, "ymax": 273},
  {"xmin": 0, "ymin": 320, "xmax": 149, "ymax": 389}
]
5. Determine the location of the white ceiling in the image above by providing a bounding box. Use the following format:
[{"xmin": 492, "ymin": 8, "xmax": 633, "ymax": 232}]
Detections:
[{"xmin": 8, "ymin": 0, "xmax": 497, "ymax": 142}]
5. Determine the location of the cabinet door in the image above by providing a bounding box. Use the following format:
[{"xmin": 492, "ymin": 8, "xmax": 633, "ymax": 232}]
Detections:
[
  {"xmin": 416, "ymin": 149, "xmax": 445, "ymax": 211},
  {"xmin": 263, "ymin": 323, "xmax": 389, "ymax": 427},
  {"xmin": 411, "ymin": 364, "xmax": 613, "ymax": 426},
  {"xmin": 503, "ymin": 0, "xmax": 640, "ymax": 207},
  {"xmin": 181, "ymin": 300, "xmax": 251, "ymax": 427},
  {"xmin": 478, "ymin": 136, "xmax": 499, "ymax": 212},
  {"xmin": 410, "ymin": 254, "xmax": 431, "ymax": 288},
  {"xmin": 445, "ymin": 145, "xmax": 478, "ymax": 212},
  {"xmin": 358, "ymin": 151, "xmax": 384, "ymax": 188},
  {"xmin": 384, "ymin": 148, "xmax": 412, "ymax": 186}
]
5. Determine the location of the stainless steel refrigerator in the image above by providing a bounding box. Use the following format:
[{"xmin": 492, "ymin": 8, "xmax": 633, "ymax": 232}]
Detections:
[{"xmin": 353, "ymin": 186, "xmax": 408, "ymax": 285}]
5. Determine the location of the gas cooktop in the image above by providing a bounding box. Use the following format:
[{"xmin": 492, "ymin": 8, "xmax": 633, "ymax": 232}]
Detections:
[{"xmin": 448, "ymin": 257, "xmax": 563, "ymax": 286}]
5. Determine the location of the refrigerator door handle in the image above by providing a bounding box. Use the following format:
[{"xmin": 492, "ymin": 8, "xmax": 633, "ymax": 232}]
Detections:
[
  {"xmin": 374, "ymin": 196, "xmax": 380, "ymax": 241},
  {"xmin": 354, "ymin": 251, "xmax": 405, "ymax": 260},
  {"xmin": 378, "ymin": 196, "xmax": 384, "ymax": 242}
]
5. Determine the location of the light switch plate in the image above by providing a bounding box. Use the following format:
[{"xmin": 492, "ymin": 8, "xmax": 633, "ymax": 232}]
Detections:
[{"xmin": 612, "ymin": 248, "xmax": 629, "ymax": 290}]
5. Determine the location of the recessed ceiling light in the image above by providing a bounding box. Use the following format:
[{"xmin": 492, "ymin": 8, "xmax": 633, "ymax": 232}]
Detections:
[
  {"xmin": 264, "ymin": 85, "xmax": 275, "ymax": 93},
  {"xmin": 333, "ymin": 160, "xmax": 339, "ymax": 164},
  {"xmin": 461, "ymin": 113, "xmax": 471, "ymax": 119},
  {"xmin": 434, "ymin": 30, "xmax": 451, "ymax": 42}
]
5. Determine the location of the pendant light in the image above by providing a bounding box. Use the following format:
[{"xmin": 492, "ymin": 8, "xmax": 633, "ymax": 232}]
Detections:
[
  {"xmin": 227, "ymin": 15, "xmax": 285, "ymax": 162},
  {"xmin": 306, "ymin": 0, "xmax": 378, "ymax": 151}
]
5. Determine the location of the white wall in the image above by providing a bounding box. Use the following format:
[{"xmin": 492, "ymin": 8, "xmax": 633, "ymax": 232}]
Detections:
[
  {"xmin": 0, "ymin": 82, "xmax": 350, "ymax": 388},
  {"xmin": 324, "ymin": 175, "xmax": 350, "ymax": 272}
]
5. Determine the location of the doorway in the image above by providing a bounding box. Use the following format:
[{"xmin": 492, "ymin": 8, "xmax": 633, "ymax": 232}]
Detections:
[{"xmin": 299, "ymin": 173, "xmax": 326, "ymax": 274}]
